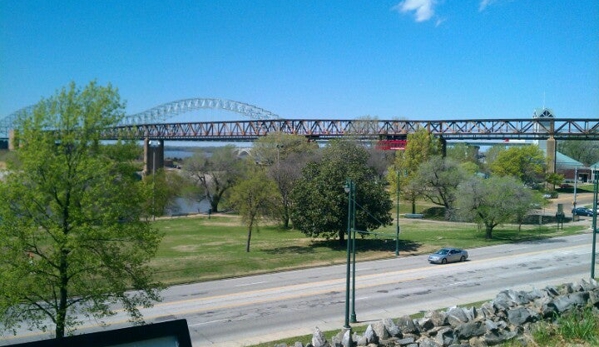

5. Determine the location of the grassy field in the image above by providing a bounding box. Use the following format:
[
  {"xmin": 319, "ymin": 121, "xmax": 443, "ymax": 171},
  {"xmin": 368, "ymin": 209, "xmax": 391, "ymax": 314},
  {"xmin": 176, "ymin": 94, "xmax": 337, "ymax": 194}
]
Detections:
[{"xmin": 151, "ymin": 212, "xmax": 587, "ymax": 285}]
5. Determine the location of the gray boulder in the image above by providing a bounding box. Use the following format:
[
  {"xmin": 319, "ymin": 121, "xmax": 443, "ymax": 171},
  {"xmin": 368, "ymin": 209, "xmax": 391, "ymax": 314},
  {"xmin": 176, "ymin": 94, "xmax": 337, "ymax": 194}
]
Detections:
[
  {"xmin": 341, "ymin": 328, "xmax": 351, "ymax": 347},
  {"xmin": 417, "ymin": 336, "xmax": 442, "ymax": 347},
  {"xmin": 426, "ymin": 310, "xmax": 447, "ymax": 327},
  {"xmin": 507, "ymin": 307, "xmax": 535, "ymax": 325},
  {"xmin": 446, "ymin": 307, "xmax": 469, "ymax": 327},
  {"xmin": 434, "ymin": 327, "xmax": 455, "ymax": 346},
  {"xmin": 372, "ymin": 321, "xmax": 389, "ymax": 340},
  {"xmin": 363, "ymin": 325, "xmax": 377, "ymax": 345},
  {"xmin": 312, "ymin": 327, "xmax": 329, "ymax": 347},
  {"xmin": 484, "ymin": 329, "xmax": 518, "ymax": 346},
  {"xmin": 455, "ymin": 321, "xmax": 486, "ymax": 339},
  {"xmin": 396, "ymin": 315, "xmax": 419, "ymax": 334},
  {"xmin": 382, "ymin": 318, "xmax": 401, "ymax": 337},
  {"xmin": 552, "ymin": 292, "xmax": 589, "ymax": 313}
]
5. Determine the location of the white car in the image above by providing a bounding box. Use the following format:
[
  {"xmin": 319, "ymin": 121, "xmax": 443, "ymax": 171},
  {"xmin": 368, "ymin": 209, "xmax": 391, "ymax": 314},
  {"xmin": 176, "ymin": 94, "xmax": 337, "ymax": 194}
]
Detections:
[{"xmin": 428, "ymin": 248, "xmax": 468, "ymax": 264}]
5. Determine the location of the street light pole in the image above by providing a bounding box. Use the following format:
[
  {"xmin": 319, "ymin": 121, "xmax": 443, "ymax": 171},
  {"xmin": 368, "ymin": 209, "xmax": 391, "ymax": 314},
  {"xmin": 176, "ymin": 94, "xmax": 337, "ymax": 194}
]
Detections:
[
  {"xmin": 396, "ymin": 170, "xmax": 400, "ymax": 256},
  {"xmin": 344, "ymin": 179, "xmax": 352, "ymax": 331},
  {"xmin": 350, "ymin": 180, "xmax": 357, "ymax": 323},
  {"xmin": 149, "ymin": 140, "xmax": 160, "ymax": 221},
  {"xmin": 152, "ymin": 149, "xmax": 156, "ymax": 220},
  {"xmin": 591, "ymin": 168, "xmax": 598, "ymax": 279}
]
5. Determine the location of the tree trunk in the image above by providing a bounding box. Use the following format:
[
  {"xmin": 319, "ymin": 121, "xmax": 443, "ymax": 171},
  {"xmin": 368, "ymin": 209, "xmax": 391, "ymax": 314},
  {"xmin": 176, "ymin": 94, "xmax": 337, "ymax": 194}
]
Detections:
[
  {"xmin": 246, "ymin": 226, "xmax": 252, "ymax": 252},
  {"xmin": 282, "ymin": 205, "xmax": 290, "ymax": 229},
  {"xmin": 444, "ymin": 208, "xmax": 452, "ymax": 221},
  {"xmin": 485, "ymin": 224, "xmax": 493, "ymax": 239},
  {"xmin": 210, "ymin": 198, "xmax": 219, "ymax": 213},
  {"xmin": 56, "ymin": 249, "xmax": 69, "ymax": 338},
  {"xmin": 339, "ymin": 229, "xmax": 345, "ymax": 244}
]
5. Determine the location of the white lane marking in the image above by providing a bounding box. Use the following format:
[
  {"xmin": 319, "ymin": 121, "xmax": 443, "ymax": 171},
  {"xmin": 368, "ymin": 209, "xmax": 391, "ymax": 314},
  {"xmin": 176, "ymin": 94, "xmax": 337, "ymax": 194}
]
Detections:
[
  {"xmin": 236, "ymin": 281, "xmax": 266, "ymax": 287},
  {"xmin": 188, "ymin": 319, "xmax": 230, "ymax": 327}
]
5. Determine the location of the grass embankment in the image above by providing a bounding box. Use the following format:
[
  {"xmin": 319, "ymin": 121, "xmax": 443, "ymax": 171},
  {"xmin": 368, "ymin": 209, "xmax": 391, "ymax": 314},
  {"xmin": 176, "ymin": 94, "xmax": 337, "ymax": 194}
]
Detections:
[{"xmin": 151, "ymin": 213, "xmax": 586, "ymax": 285}]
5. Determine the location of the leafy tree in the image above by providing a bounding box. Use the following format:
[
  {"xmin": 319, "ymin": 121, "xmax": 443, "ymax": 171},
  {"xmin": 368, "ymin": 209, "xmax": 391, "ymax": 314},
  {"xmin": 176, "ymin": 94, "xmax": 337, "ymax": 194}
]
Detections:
[
  {"xmin": 446, "ymin": 143, "xmax": 480, "ymax": 165},
  {"xmin": 545, "ymin": 172, "xmax": 565, "ymax": 190},
  {"xmin": 489, "ymin": 145, "xmax": 546, "ymax": 187},
  {"xmin": 0, "ymin": 82, "xmax": 162, "ymax": 338},
  {"xmin": 365, "ymin": 145, "xmax": 395, "ymax": 180},
  {"xmin": 412, "ymin": 156, "xmax": 467, "ymax": 220},
  {"xmin": 457, "ymin": 176, "xmax": 534, "ymax": 239},
  {"xmin": 397, "ymin": 128, "xmax": 442, "ymax": 175},
  {"xmin": 144, "ymin": 169, "xmax": 187, "ymax": 216},
  {"xmin": 229, "ymin": 167, "xmax": 278, "ymax": 252},
  {"xmin": 481, "ymin": 145, "xmax": 506, "ymax": 175},
  {"xmin": 558, "ymin": 140, "xmax": 599, "ymax": 166},
  {"xmin": 388, "ymin": 128, "xmax": 441, "ymax": 213},
  {"xmin": 251, "ymin": 133, "xmax": 318, "ymax": 228},
  {"xmin": 291, "ymin": 140, "xmax": 392, "ymax": 243},
  {"xmin": 183, "ymin": 145, "xmax": 244, "ymax": 213},
  {"xmin": 460, "ymin": 161, "xmax": 480, "ymax": 175}
]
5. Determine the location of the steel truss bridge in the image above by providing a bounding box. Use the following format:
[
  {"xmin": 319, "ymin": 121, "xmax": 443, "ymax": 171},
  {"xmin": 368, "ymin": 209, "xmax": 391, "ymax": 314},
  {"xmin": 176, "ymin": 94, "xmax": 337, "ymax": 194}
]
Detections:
[
  {"xmin": 2, "ymin": 98, "xmax": 598, "ymax": 142},
  {"xmin": 102, "ymin": 117, "xmax": 599, "ymax": 142}
]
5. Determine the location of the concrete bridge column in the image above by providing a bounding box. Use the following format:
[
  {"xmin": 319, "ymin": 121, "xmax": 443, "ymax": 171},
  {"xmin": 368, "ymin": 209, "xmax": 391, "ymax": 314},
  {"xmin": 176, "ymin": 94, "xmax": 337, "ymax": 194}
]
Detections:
[
  {"xmin": 546, "ymin": 136, "xmax": 556, "ymax": 174},
  {"xmin": 144, "ymin": 138, "xmax": 164, "ymax": 175},
  {"xmin": 8, "ymin": 129, "xmax": 16, "ymax": 150},
  {"xmin": 439, "ymin": 137, "xmax": 447, "ymax": 157}
]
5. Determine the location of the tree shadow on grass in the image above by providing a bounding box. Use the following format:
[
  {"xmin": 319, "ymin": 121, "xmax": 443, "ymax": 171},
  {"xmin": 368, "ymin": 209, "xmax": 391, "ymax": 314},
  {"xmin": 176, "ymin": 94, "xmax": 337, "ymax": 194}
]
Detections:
[
  {"xmin": 310, "ymin": 238, "xmax": 422, "ymax": 253},
  {"xmin": 262, "ymin": 239, "xmax": 422, "ymax": 255}
]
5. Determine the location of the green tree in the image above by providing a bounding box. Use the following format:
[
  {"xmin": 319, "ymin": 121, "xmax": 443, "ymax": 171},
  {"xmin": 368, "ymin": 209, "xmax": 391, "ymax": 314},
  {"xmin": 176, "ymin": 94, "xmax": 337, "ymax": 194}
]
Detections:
[
  {"xmin": 558, "ymin": 140, "xmax": 599, "ymax": 166},
  {"xmin": 489, "ymin": 145, "xmax": 546, "ymax": 187},
  {"xmin": 0, "ymin": 82, "xmax": 162, "ymax": 338},
  {"xmin": 183, "ymin": 145, "xmax": 244, "ymax": 213},
  {"xmin": 446, "ymin": 143, "xmax": 480, "ymax": 165},
  {"xmin": 291, "ymin": 140, "xmax": 392, "ymax": 243},
  {"xmin": 388, "ymin": 128, "xmax": 441, "ymax": 213},
  {"xmin": 413, "ymin": 156, "xmax": 467, "ymax": 220},
  {"xmin": 546, "ymin": 172, "xmax": 565, "ymax": 191},
  {"xmin": 251, "ymin": 133, "xmax": 318, "ymax": 228},
  {"xmin": 229, "ymin": 167, "xmax": 278, "ymax": 252},
  {"xmin": 457, "ymin": 176, "xmax": 534, "ymax": 239},
  {"xmin": 481, "ymin": 145, "xmax": 506, "ymax": 175},
  {"xmin": 144, "ymin": 169, "xmax": 187, "ymax": 216}
]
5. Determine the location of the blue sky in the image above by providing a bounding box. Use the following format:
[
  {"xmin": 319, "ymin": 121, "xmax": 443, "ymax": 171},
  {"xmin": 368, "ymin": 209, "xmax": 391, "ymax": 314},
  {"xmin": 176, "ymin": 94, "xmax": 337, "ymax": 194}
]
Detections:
[{"xmin": 1, "ymin": 0, "xmax": 598, "ymax": 122}]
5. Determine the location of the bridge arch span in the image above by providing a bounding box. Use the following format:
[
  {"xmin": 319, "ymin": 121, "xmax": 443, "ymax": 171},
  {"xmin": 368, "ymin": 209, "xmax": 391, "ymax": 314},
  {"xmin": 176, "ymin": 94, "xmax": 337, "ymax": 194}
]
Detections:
[
  {"xmin": 0, "ymin": 98, "xmax": 280, "ymax": 137},
  {"xmin": 122, "ymin": 98, "xmax": 281, "ymax": 125}
]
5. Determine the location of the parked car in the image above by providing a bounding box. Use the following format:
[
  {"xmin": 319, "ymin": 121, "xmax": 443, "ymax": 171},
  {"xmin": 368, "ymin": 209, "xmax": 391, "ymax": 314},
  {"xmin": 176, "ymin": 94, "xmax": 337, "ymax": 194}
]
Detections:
[
  {"xmin": 428, "ymin": 248, "xmax": 468, "ymax": 264},
  {"xmin": 572, "ymin": 207, "xmax": 595, "ymax": 216}
]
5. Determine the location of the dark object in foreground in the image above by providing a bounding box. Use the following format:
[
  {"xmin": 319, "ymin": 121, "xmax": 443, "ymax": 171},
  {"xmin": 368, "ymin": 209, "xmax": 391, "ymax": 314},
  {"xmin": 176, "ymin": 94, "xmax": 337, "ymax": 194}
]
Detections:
[{"xmin": 9, "ymin": 319, "xmax": 192, "ymax": 347}]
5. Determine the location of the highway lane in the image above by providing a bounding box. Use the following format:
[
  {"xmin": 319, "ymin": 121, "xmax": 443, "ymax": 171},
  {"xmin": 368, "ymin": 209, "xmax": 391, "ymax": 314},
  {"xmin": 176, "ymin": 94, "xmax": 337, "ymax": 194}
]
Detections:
[{"xmin": 2, "ymin": 228, "xmax": 596, "ymax": 347}]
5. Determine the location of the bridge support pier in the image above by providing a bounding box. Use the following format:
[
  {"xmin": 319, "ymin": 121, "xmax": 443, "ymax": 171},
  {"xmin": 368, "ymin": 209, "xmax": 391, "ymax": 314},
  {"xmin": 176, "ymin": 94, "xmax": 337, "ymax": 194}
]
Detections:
[
  {"xmin": 439, "ymin": 137, "xmax": 447, "ymax": 157},
  {"xmin": 144, "ymin": 138, "xmax": 164, "ymax": 175},
  {"xmin": 546, "ymin": 136, "xmax": 556, "ymax": 174},
  {"xmin": 8, "ymin": 129, "xmax": 16, "ymax": 150}
]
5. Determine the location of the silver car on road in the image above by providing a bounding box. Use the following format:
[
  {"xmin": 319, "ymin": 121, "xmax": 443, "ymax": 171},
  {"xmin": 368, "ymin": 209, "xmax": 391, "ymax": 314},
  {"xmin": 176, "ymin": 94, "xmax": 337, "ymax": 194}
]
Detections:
[{"xmin": 428, "ymin": 247, "xmax": 468, "ymax": 264}]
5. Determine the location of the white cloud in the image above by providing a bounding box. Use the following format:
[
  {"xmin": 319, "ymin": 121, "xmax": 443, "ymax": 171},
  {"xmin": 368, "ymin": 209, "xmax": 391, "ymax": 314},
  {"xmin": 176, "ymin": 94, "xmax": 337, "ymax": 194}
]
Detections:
[
  {"xmin": 479, "ymin": 0, "xmax": 499, "ymax": 12},
  {"xmin": 393, "ymin": 0, "xmax": 437, "ymax": 22}
]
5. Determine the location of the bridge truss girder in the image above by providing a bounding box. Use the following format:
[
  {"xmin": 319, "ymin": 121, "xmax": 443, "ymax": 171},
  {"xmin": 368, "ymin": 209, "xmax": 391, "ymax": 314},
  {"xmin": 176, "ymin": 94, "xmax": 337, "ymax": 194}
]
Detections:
[{"xmin": 101, "ymin": 118, "xmax": 599, "ymax": 141}]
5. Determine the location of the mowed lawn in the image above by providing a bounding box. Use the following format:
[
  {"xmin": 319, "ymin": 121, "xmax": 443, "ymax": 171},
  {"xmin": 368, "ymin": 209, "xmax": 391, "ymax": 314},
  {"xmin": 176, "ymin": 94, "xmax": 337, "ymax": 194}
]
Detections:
[{"xmin": 151, "ymin": 213, "xmax": 586, "ymax": 285}]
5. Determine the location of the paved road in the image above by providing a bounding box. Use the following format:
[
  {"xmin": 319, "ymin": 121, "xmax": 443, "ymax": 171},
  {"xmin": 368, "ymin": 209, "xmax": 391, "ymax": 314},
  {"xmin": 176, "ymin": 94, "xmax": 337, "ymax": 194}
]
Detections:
[
  {"xmin": 3, "ymin": 220, "xmax": 596, "ymax": 347},
  {"xmin": 545, "ymin": 191, "xmax": 595, "ymax": 215}
]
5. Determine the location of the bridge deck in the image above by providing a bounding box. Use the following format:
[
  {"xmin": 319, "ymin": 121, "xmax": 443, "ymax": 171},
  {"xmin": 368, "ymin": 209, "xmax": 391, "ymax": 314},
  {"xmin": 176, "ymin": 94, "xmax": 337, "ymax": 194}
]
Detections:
[{"xmin": 99, "ymin": 118, "xmax": 599, "ymax": 141}]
